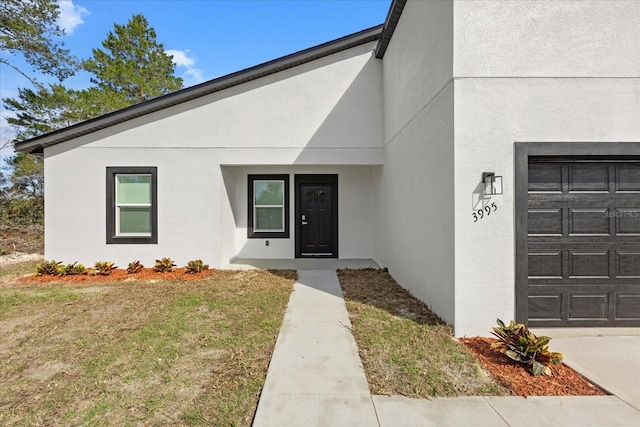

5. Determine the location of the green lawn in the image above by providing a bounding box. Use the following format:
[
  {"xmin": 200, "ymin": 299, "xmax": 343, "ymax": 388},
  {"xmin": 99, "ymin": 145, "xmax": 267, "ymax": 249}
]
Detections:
[
  {"xmin": 0, "ymin": 269, "xmax": 295, "ymax": 426},
  {"xmin": 338, "ymin": 269, "xmax": 510, "ymax": 398}
]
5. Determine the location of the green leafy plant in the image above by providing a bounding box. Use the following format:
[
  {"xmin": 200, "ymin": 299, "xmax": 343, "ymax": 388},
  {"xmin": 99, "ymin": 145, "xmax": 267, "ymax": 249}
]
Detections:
[
  {"xmin": 491, "ymin": 319, "xmax": 563, "ymax": 376},
  {"xmin": 70, "ymin": 263, "xmax": 88, "ymax": 275},
  {"xmin": 127, "ymin": 260, "xmax": 144, "ymax": 274},
  {"xmin": 184, "ymin": 259, "xmax": 209, "ymax": 274},
  {"xmin": 59, "ymin": 262, "xmax": 88, "ymax": 276},
  {"xmin": 58, "ymin": 263, "xmax": 71, "ymax": 276},
  {"xmin": 35, "ymin": 260, "xmax": 62, "ymax": 276},
  {"xmin": 93, "ymin": 261, "xmax": 117, "ymax": 276},
  {"xmin": 154, "ymin": 257, "xmax": 176, "ymax": 273}
]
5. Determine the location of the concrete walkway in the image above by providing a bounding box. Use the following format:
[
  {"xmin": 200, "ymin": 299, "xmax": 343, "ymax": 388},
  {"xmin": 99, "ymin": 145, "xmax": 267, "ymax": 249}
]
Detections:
[
  {"xmin": 253, "ymin": 270, "xmax": 640, "ymax": 426},
  {"xmin": 253, "ymin": 270, "xmax": 378, "ymax": 426}
]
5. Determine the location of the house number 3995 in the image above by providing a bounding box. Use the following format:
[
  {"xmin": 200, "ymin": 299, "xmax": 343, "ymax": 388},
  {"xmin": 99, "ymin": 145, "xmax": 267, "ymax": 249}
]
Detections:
[{"xmin": 473, "ymin": 202, "xmax": 497, "ymax": 222}]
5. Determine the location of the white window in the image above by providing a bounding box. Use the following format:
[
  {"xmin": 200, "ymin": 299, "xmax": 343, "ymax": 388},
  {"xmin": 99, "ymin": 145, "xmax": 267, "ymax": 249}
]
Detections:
[
  {"xmin": 248, "ymin": 174, "xmax": 289, "ymax": 238},
  {"xmin": 116, "ymin": 174, "xmax": 152, "ymax": 236},
  {"xmin": 107, "ymin": 167, "xmax": 157, "ymax": 244}
]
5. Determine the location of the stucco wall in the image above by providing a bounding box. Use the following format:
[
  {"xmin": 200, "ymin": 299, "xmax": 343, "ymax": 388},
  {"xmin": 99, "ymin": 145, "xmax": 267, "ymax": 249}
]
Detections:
[
  {"xmin": 61, "ymin": 41, "xmax": 383, "ymax": 157},
  {"xmin": 452, "ymin": 0, "xmax": 640, "ymax": 336},
  {"xmin": 378, "ymin": 0, "xmax": 456, "ymax": 325},
  {"xmin": 383, "ymin": 0, "xmax": 453, "ymax": 142},
  {"xmin": 454, "ymin": 0, "xmax": 640, "ymax": 78},
  {"xmin": 43, "ymin": 42, "xmax": 383, "ymax": 267},
  {"xmin": 44, "ymin": 147, "xmax": 220, "ymax": 267}
]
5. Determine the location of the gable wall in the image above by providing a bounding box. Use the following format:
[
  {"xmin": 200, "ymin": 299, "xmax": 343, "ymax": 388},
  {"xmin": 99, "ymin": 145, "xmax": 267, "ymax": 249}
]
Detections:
[
  {"xmin": 452, "ymin": 0, "xmax": 640, "ymax": 336},
  {"xmin": 56, "ymin": 41, "xmax": 382, "ymax": 158},
  {"xmin": 43, "ymin": 42, "xmax": 384, "ymax": 267}
]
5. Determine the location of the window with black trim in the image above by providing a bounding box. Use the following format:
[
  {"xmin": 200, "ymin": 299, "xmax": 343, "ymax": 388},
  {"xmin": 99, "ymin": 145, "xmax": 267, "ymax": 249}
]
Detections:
[
  {"xmin": 106, "ymin": 167, "xmax": 157, "ymax": 244},
  {"xmin": 248, "ymin": 174, "xmax": 289, "ymax": 238}
]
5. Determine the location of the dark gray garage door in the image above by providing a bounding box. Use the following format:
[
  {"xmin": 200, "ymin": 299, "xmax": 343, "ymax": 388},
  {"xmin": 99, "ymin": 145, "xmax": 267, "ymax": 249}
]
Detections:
[{"xmin": 526, "ymin": 159, "xmax": 640, "ymax": 327}]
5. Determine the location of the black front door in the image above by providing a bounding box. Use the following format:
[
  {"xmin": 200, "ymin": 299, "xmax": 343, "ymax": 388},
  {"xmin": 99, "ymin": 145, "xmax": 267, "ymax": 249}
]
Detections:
[{"xmin": 295, "ymin": 175, "xmax": 338, "ymax": 258}]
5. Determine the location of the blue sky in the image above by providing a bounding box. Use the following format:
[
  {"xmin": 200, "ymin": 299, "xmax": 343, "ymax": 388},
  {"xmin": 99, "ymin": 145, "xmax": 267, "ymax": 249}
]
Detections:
[{"xmin": 0, "ymin": 0, "xmax": 391, "ymax": 156}]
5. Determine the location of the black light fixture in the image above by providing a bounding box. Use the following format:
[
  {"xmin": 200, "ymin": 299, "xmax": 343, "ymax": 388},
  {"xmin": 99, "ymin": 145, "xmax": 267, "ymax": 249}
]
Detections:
[{"xmin": 483, "ymin": 172, "xmax": 503, "ymax": 195}]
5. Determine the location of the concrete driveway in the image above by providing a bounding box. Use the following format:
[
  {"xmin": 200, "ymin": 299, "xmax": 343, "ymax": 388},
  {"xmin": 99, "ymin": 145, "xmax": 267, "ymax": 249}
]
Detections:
[{"xmin": 533, "ymin": 328, "xmax": 640, "ymax": 411}]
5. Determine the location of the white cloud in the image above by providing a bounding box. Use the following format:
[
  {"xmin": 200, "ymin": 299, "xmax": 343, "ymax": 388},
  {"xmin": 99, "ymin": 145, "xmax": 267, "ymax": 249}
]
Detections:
[
  {"xmin": 166, "ymin": 49, "xmax": 206, "ymax": 86},
  {"xmin": 166, "ymin": 50, "xmax": 195, "ymax": 68},
  {"xmin": 57, "ymin": 0, "xmax": 89, "ymax": 35},
  {"xmin": 184, "ymin": 68, "xmax": 204, "ymax": 83}
]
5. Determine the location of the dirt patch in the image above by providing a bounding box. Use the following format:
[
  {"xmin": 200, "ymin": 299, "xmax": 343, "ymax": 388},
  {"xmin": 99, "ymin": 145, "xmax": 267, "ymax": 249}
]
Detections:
[
  {"xmin": 338, "ymin": 268, "xmax": 444, "ymax": 325},
  {"xmin": 74, "ymin": 286, "xmax": 111, "ymax": 294},
  {"xmin": 0, "ymin": 225, "xmax": 44, "ymax": 255},
  {"xmin": 24, "ymin": 361, "xmax": 73, "ymax": 382},
  {"xmin": 16, "ymin": 267, "xmax": 217, "ymax": 284},
  {"xmin": 0, "ymin": 252, "xmax": 43, "ymax": 266},
  {"xmin": 460, "ymin": 337, "xmax": 606, "ymax": 397}
]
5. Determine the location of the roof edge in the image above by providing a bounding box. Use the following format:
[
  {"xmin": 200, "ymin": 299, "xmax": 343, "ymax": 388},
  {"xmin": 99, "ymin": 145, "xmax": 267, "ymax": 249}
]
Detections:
[
  {"xmin": 374, "ymin": 0, "xmax": 407, "ymax": 59},
  {"xmin": 15, "ymin": 24, "xmax": 383, "ymax": 154}
]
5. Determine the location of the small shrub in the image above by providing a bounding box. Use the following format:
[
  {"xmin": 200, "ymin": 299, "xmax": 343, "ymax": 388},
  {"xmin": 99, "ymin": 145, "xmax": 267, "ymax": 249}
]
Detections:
[
  {"xmin": 127, "ymin": 260, "xmax": 144, "ymax": 274},
  {"xmin": 58, "ymin": 263, "xmax": 72, "ymax": 276},
  {"xmin": 491, "ymin": 318, "xmax": 563, "ymax": 376},
  {"xmin": 70, "ymin": 263, "xmax": 88, "ymax": 275},
  {"xmin": 35, "ymin": 260, "xmax": 62, "ymax": 276},
  {"xmin": 59, "ymin": 262, "xmax": 88, "ymax": 276},
  {"xmin": 93, "ymin": 261, "xmax": 117, "ymax": 276},
  {"xmin": 184, "ymin": 259, "xmax": 209, "ymax": 274},
  {"xmin": 154, "ymin": 257, "xmax": 176, "ymax": 273}
]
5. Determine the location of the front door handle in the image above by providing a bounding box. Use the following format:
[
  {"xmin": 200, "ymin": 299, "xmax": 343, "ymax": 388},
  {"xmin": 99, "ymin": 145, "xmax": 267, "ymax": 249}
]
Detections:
[{"xmin": 301, "ymin": 221, "xmax": 308, "ymax": 225}]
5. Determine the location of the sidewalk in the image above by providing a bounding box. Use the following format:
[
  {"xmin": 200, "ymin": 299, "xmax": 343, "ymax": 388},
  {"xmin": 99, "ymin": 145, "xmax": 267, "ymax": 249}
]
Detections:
[
  {"xmin": 252, "ymin": 270, "xmax": 378, "ymax": 426},
  {"xmin": 253, "ymin": 270, "xmax": 640, "ymax": 427}
]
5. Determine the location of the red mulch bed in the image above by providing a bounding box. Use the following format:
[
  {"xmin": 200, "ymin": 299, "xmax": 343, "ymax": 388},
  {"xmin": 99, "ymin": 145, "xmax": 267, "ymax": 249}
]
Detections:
[
  {"xmin": 17, "ymin": 268, "xmax": 217, "ymax": 284},
  {"xmin": 460, "ymin": 337, "xmax": 606, "ymax": 397}
]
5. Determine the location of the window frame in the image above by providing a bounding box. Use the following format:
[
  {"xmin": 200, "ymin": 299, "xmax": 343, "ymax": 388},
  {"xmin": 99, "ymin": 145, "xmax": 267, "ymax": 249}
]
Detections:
[
  {"xmin": 247, "ymin": 174, "xmax": 290, "ymax": 238},
  {"xmin": 106, "ymin": 166, "xmax": 158, "ymax": 244}
]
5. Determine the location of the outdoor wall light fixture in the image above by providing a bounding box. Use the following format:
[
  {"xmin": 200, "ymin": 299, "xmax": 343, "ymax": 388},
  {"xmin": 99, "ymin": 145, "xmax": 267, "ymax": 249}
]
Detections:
[{"xmin": 483, "ymin": 172, "xmax": 503, "ymax": 195}]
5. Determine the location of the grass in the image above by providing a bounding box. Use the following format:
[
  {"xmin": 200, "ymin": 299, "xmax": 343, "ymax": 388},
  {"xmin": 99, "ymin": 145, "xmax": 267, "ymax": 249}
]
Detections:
[
  {"xmin": 0, "ymin": 260, "xmax": 41, "ymax": 283},
  {"xmin": 337, "ymin": 269, "xmax": 510, "ymax": 398},
  {"xmin": 0, "ymin": 269, "xmax": 295, "ymax": 426}
]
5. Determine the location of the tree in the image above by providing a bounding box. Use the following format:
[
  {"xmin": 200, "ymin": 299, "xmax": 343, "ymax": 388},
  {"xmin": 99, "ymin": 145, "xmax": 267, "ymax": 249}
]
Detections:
[
  {"xmin": 0, "ymin": 153, "xmax": 44, "ymax": 226},
  {"xmin": 4, "ymin": 153, "xmax": 43, "ymax": 199},
  {"xmin": 3, "ymin": 84, "xmax": 86, "ymax": 141},
  {"xmin": 3, "ymin": 13, "xmax": 183, "ymax": 141},
  {"xmin": 0, "ymin": 0, "xmax": 76, "ymax": 83},
  {"xmin": 83, "ymin": 14, "xmax": 182, "ymax": 104},
  {"xmin": 3, "ymin": 85, "xmax": 129, "ymax": 141}
]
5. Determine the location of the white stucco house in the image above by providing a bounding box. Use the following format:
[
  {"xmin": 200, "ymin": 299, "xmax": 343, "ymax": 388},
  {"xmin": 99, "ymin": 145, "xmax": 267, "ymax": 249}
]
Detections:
[{"xmin": 15, "ymin": 0, "xmax": 640, "ymax": 336}]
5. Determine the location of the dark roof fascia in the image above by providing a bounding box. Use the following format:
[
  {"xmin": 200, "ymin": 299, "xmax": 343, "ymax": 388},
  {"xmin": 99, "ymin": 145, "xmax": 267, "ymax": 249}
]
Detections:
[
  {"xmin": 15, "ymin": 25, "xmax": 383, "ymax": 154},
  {"xmin": 374, "ymin": 0, "xmax": 407, "ymax": 59}
]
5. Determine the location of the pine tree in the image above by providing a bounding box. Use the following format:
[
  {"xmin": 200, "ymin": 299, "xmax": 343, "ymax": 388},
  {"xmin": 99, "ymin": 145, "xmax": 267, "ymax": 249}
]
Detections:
[
  {"xmin": 83, "ymin": 14, "xmax": 183, "ymax": 104},
  {"xmin": 3, "ymin": 13, "xmax": 184, "ymax": 141}
]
